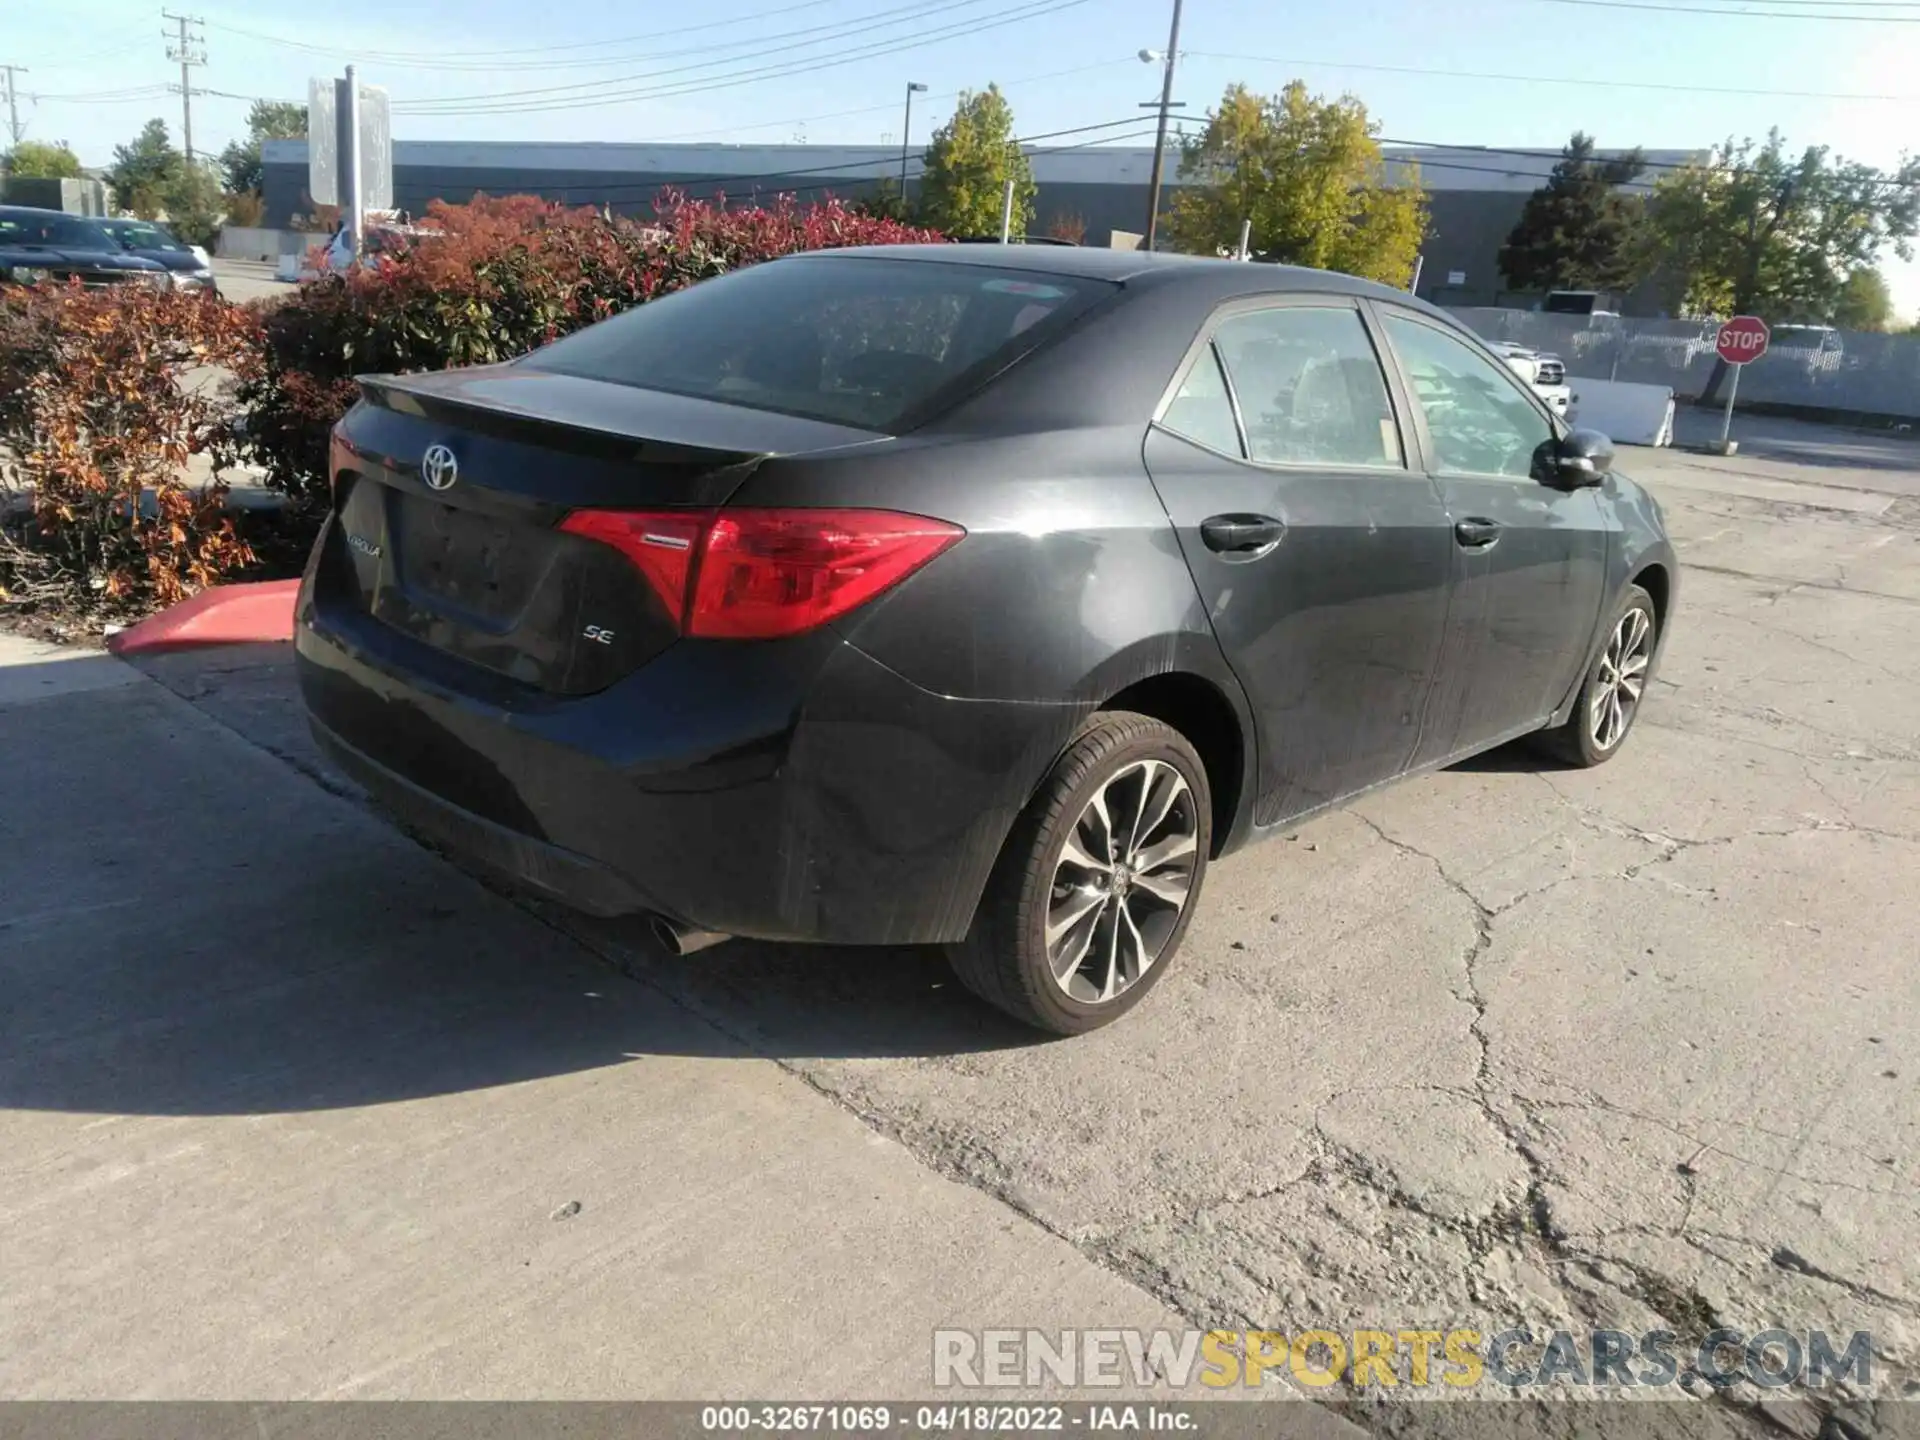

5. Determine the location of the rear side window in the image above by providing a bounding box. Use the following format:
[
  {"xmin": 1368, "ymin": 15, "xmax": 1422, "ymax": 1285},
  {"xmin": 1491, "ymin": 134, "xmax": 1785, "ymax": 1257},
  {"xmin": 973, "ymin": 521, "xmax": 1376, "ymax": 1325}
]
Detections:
[
  {"xmin": 1159, "ymin": 345, "xmax": 1244, "ymax": 457},
  {"xmin": 525, "ymin": 255, "xmax": 1113, "ymax": 432},
  {"xmin": 1212, "ymin": 307, "xmax": 1404, "ymax": 470}
]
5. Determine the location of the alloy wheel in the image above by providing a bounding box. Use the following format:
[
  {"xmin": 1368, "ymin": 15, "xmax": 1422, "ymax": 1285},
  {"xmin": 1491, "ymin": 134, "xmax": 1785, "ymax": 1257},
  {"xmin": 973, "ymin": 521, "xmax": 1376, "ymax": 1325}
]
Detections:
[
  {"xmin": 1590, "ymin": 606, "xmax": 1653, "ymax": 752},
  {"xmin": 1044, "ymin": 759, "xmax": 1200, "ymax": 1005}
]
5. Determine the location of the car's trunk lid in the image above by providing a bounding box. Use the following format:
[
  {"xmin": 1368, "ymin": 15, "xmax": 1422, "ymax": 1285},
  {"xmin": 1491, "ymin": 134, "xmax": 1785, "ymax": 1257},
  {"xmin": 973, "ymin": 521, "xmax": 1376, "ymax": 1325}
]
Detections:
[{"xmin": 324, "ymin": 367, "xmax": 883, "ymax": 694}]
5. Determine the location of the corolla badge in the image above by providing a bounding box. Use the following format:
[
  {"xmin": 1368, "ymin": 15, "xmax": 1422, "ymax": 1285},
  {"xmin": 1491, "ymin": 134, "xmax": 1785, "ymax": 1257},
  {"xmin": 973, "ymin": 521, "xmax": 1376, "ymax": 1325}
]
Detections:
[{"xmin": 421, "ymin": 444, "xmax": 460, "ymax": 491}]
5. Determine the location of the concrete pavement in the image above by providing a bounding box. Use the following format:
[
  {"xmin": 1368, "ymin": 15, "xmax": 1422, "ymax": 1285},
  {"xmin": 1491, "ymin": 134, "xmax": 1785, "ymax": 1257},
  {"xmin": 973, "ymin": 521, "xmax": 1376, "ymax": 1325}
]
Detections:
[
  {"xmin": 2, "ymin": 635, "xmax": 1373, "ymax": 1427},
  {"xmin": 4, "ymin": 410, "xmax": 1918, "ymax": 1435}
]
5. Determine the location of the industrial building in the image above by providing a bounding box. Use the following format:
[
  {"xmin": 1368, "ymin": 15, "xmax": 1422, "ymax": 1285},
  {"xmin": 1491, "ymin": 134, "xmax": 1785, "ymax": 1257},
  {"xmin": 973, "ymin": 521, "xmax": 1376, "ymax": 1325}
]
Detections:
[{"xmin": 260, "ymin": 137, "xmax": 1699, "ymax": 311}]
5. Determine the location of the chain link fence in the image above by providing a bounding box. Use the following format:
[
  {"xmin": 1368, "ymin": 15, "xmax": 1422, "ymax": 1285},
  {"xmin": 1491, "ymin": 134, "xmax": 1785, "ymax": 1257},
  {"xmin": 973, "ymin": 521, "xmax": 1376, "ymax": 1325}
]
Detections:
[{"xmin": 1446, "ymin": 308, "xmax": 1920, "ymax": 421}]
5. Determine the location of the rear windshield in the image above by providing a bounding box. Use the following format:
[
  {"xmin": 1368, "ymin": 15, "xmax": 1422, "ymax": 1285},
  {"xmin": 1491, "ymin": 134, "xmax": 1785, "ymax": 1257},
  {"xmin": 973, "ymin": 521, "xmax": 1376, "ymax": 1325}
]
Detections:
[{"xmin": 523, "ymin": 254, "xmax": 1114, "ymax": 431}]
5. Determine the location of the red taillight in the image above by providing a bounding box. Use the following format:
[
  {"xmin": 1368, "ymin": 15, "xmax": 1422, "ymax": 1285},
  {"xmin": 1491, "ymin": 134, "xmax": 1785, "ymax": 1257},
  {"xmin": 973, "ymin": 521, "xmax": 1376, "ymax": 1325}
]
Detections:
[
  {"xmin": 557, "ymin": 507, "xmax": 964, "ymax": 640},
  {"xmin": 557, "ymin": 509, "xmax": 707, "ymax": 621}
]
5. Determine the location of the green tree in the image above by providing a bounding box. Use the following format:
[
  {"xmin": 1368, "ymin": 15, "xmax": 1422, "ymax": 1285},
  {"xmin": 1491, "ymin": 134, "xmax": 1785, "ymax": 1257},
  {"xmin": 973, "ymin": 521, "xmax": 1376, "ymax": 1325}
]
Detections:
[
  {"xmin": 917, "ymin": 85, "xmax": 1034, "ymax": 238},
  {"xmin": 1648, "ymin": 130, "xmax": 1920, "ymax": 321},
  {"xmin": 2, "ymin": 140, "xmax": 84, "ymax": 179},
  {"xmin": 853, "ymin": 176, "xmax": 914, "ymax": 224},
  {"xmin": 108, "ymin": 119, "xmax": 184, "ymax": 218},
  {"xmin": 162, "ymin": 160, "xmax": 225, "ymax": 249},
  {"xmin": 1498, "ymin": 133, "xmax": 1651, "ymax": 294},
  {"xmin": 218, "ymin": 99, "xmax": 307, "ymax": 197},
  {"xmin": 1168, "ymin": 82, "xmax": 1426, "ymax": 286},
  {"xmin": 1831, "ymin": 268, "xmax": 1895, "ymax": 331}
]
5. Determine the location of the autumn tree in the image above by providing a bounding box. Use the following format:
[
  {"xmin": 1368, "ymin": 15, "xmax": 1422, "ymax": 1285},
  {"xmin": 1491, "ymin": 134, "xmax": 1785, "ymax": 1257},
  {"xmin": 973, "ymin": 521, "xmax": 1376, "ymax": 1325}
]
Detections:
[
  {"xmin": 1498, "ymin": 133, "xmax": 1652, "ymax": 294},
  {"xmin": 1648, "ymin": 130, "xmax": 1920, "ymax": 321},
  {"xmin": 2, "ymin": 140, "xmax": 83, "ymax": 179},
  {"xmin": 918, "ymin": 85, "xmax": 1035, "ymax": 238},
  {"xmin": 1168, "ymin": 82, "xmax": 1425, "ymax": 286}
]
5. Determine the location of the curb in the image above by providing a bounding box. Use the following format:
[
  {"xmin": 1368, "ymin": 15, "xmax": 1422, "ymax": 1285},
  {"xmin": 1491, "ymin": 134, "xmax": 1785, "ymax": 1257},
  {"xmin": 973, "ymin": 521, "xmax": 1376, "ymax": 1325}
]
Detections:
[{"xmin": 106, "ymin": 579, "xmax": 300, "ymax": 656}]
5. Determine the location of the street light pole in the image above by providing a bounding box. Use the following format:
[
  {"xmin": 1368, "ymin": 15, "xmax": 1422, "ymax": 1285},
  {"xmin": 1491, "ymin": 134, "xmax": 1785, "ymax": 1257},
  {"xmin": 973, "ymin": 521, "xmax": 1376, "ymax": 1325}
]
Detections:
[
  {"xmin": 900, "ymin": 81, "xmax": 928, "ymax": 199},
  {"xmin": 1142, "ymin": 0, "xmax": 1184, "ymax": 252}
]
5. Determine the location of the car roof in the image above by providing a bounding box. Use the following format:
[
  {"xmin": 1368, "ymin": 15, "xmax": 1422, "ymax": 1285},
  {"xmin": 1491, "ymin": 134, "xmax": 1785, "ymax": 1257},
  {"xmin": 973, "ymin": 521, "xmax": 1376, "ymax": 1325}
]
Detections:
[
  {"xmin": 0, "ymin": 205, "xmax": 105, "ymax": 223},
  {"xmin": 789, "ymin": 243, "xmax": 1443, "ymax": 311}
]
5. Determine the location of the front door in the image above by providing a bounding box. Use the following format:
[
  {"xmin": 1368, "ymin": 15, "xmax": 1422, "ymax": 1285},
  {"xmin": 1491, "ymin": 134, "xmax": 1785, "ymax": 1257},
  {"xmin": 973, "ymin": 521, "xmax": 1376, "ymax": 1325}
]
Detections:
[
  {"xmin": 1143, "ymin": 299, "xmax": 1455, "ymax": 825},
  {"xmin": 1372, "ymin": 308, "xmax": 1611, "ymax": 765}
]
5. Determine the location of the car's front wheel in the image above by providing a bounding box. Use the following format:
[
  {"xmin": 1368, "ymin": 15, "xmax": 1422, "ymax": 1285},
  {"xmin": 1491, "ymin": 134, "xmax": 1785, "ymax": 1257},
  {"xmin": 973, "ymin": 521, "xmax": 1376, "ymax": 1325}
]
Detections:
[
  {"xmin": 1535, "ymin": 583, "xmax": 1658, "ymax": 767},
  {"xmin": 948, "ymin": 712, "xmax": 1211, "ymax": 1035}
]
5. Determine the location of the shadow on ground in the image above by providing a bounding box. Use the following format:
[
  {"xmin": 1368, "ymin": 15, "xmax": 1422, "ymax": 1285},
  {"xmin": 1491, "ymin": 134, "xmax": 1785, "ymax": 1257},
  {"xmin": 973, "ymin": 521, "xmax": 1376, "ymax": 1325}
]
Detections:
[
  {"xmin": 0, "ymin": 653, "xmax": 1042, "ymax": 1120},
  {"xmin": 1, "ymin": 647, "xmax": 1575, "ymax": 1119}
]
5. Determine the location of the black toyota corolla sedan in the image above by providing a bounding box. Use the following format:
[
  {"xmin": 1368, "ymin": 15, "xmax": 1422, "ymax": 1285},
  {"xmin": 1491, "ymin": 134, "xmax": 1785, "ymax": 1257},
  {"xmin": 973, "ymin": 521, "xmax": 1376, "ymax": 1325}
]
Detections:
[{"xmin": 296, "ymin": 245, "xmax": 1676, "ymax": 1034}]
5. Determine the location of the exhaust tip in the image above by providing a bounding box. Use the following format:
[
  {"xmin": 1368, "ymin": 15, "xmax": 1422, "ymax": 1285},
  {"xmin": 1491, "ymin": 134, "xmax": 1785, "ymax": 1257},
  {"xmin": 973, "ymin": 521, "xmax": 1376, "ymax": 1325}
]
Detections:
[{"xmin": 647, "ymin": 914, "xmax": 730, "ymax": 957}]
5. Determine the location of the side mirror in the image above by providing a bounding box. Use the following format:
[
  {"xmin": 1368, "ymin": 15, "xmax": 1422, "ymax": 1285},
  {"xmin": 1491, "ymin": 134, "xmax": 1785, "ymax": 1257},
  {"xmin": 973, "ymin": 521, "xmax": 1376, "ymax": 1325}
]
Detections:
[{"xmin": 1551, "ymin": 428, "xmax": 1613, "ymax": 488}]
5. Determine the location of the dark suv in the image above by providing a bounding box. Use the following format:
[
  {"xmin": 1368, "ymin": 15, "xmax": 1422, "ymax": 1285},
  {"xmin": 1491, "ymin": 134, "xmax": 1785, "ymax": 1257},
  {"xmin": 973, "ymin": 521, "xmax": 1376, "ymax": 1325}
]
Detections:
[
  {"xmin": 296, "ymin": 246, "xmax": 1675, "ymax": 1034},
  {"xmin": 0, "ymin": 207, "xmax": 167, "ymax": 288}
]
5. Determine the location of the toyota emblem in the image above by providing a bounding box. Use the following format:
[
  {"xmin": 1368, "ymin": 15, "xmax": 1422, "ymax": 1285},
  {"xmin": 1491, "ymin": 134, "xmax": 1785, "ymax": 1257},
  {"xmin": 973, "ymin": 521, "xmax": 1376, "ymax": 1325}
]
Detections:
[{"xmin": 421, "ymin": 444, "xmax": 460, "ymax": 491}]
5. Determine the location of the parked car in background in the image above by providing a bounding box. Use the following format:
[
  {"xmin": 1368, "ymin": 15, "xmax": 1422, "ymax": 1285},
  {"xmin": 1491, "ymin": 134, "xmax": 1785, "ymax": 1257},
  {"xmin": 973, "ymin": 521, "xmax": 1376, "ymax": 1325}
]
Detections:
[
  {"xmin": 97, "ymin": 218, "xmax": 217, "ymax": 293},
  {"xmin": 319, "ymin": 217, "xmax": 442, "ymax": 275},
  {"xmin": 295, "ymin": 246, "xmax": 1675, "ymax": 1036},
  {"xmin": 1488, "ymin": 340, "xmax": 1574, "ymax": 417},
  {"xmin": 0, "ymin": 206, "xmax": 168, "ymax": 289}
]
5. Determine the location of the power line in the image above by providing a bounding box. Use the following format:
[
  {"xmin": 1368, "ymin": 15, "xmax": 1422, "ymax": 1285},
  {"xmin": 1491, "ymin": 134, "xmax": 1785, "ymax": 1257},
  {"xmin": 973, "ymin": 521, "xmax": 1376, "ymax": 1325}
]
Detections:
[
  {"xmin": 213, "ymin": 0, "xmax": 1014, "ymax": 76},
  {"xmin": 1523, "ymin": 0, "xmax": 1920, "ymax": 18},
  {"xmin": 1187, "ymin": 49, "xmax": 1920, "ymax": 102},
  {"xmin": 396, "ymin": 0, "xmax": 1094, "ymax": 114},
  {"xmin": 201, "ymin": 0, "xmax": 859, "ymax": 64},
  {"xmin": 637, "ymin": 57, "xmax": 1140, "ymax": 143}
]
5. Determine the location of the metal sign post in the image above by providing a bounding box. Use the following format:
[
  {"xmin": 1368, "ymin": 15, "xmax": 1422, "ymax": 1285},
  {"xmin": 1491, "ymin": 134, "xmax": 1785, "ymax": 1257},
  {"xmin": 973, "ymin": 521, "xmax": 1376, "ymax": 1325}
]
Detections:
[
  {"xmin": 343, "ymin": 64, "xmax": 362, "ymax": 259},
  {"xmin": 999, "ymin": 178, "xmax": 1015, "ymax": 244},
  {"xmin": 308, "ymin": 68, "xmax": 392, "ymax": 262},
  {"xmin": 1712, "ymin": 315, "xmax": 1770, "ymax": 456}
]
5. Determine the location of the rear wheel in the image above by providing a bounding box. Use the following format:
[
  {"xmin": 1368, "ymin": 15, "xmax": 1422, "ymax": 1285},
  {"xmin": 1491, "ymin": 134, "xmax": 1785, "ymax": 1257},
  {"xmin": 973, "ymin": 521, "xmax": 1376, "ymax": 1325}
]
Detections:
[
  {"xmin": 948, "ymin": 712, "xmax": 1211, "ymax": 1036},
  {"xmin": 1534, "ymin": 584, "xmax": 1657, "ymax": 767}
]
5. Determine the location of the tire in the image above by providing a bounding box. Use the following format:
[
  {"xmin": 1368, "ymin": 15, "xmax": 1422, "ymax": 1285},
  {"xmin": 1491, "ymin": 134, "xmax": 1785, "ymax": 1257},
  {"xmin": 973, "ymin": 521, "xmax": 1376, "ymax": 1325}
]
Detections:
[
  {"xmin": 947, "ymin": 711, "xmax": 1212, "ymax": 1036},
  {"xmin": 1534, "ymin": 583, "xmax": 1658, "ymax": 768}
]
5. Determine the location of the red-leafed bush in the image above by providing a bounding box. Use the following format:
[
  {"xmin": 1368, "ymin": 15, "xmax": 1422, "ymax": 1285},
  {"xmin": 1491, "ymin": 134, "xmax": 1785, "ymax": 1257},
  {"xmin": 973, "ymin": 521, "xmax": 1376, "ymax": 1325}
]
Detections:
[
  {"xmin": 0, "ymin": 281, "xmax": 260, "ymax": 620},
  {"xmin": 240, "ymin": 191, "xmax": 942, "ymax": 506}
]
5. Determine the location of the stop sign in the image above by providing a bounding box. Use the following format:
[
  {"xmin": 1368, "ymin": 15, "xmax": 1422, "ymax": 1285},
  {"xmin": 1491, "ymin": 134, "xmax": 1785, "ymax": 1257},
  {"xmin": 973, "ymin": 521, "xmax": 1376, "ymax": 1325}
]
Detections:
[{"xmin": 1717, "ymin": 315, "xmax": 1770, "ymax": 366}]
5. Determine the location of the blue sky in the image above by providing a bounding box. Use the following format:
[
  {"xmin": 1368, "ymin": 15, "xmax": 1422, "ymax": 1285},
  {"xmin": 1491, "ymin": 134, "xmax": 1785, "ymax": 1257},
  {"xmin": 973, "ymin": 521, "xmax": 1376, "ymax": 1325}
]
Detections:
[{"xmin": 13, "ymin": 0, "xmax": 1920, "ymax": 308}]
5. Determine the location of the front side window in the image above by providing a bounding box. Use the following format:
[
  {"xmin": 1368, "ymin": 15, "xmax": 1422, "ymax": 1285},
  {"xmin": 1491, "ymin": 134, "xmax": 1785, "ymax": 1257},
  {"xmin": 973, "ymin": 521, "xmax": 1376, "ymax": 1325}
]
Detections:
[
  {"xmin": 1158, "ymin": 344, "xmax": 1244, "ymax": 457},
  {"xmin": 525, "ymin": 255, "xmax": 1113, "ymax": 432},
  {"xmin": 1210, "ymin": 306, "xmax": 1404, "ymax": 469},
  {"xmin": 1381, "ymin": 313, "xmax": 1554, "ymax": 479}
]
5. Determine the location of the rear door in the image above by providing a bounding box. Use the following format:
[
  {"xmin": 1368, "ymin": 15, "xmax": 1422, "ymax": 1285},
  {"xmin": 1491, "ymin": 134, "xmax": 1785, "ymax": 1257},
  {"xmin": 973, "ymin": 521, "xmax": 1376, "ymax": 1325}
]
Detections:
[
  {"xmin": 1142, "ymin": 297, "xmax": 1455, "ymax": 824},
  {"xmin": 1371, "ymin": 306, "xmax": 1610, "ymax": 764}
]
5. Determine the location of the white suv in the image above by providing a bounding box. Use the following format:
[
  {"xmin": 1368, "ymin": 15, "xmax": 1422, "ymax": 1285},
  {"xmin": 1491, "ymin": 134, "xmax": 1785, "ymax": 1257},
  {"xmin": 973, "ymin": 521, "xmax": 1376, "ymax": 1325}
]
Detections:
[{"xmin": 1487, "ymin": 341, "xmax": 1573, "ymax": 417}]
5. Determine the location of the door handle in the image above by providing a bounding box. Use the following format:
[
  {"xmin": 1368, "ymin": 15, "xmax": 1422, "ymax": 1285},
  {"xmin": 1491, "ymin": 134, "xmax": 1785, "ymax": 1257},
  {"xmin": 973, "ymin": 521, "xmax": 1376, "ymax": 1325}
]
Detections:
[
  {"xmin": 1454, "ymin": 518, "xmax": 1502, "ymax": 549},
  {"xmin": 1200, "ymin": 514, "xmax": 1286, "ymax": 554}
]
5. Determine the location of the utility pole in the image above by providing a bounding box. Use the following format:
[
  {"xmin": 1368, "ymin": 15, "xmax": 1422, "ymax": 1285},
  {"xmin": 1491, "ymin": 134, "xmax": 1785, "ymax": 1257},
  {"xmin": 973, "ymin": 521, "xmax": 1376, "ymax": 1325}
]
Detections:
[
  {"xmin": 1140, "ymin": 0, "xmax": 1184, "ymax": 252},
  {"xmin": 162, "ymin": 11, "xmax": 205, "ymax": 161},
  {"xmin": 899, "ymin": 81, "xmax": 928, "ymax": 198},
  {"xmin": 1, "ymin": 65, "xmax": 27, "ymax": 146}
]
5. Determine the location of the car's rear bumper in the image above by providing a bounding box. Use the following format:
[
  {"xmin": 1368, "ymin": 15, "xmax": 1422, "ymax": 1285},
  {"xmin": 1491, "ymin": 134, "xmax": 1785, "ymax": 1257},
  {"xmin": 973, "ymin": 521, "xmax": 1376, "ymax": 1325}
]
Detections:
[
  {"xmin": 310, "ymin": 714, "xmax": 651, "ymax": 915},
  {"xmin": 295, "ymin": 564, "xmax": 1084, "ymax": 946}
]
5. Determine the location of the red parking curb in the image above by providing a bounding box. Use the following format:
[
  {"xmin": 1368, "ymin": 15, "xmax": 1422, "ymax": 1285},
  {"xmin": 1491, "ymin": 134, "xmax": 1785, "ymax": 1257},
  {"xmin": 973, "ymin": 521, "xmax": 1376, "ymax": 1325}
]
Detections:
[{"xmin": 107, "ymin": 579, "xmax": 300, "ymax": 656}]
